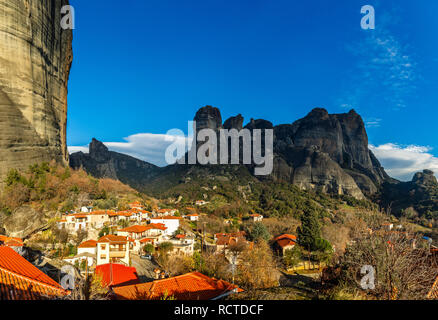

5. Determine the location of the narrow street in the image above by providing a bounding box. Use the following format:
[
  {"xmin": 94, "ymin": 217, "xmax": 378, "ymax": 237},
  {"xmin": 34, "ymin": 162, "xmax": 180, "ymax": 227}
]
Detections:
[{"xmin": 130, "ymin": 254, "xmax": 160, "ymax": 283}]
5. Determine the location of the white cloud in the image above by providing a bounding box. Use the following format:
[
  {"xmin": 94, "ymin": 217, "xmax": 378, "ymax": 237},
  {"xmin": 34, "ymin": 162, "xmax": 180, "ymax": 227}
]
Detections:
[
  {"xmin": 370, "ymin": 143, "xmax": 438, "ymax": 181},
  {"xmin": 364, "ymin": 117, "xmax": 382, "ymax": 128},
  {"xmin": 68, "ymin": 133, "xmax": 192, "ymax": 167}
]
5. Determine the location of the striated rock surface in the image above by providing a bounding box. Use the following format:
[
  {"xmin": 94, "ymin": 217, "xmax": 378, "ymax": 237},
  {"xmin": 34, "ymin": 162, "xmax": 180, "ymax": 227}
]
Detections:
[
  {"xmin": 0, "ymin": 0, "xmax": 73, "ymax": 182},
  {"xmin": 194, "ymin": 105, "xmax": 222, "ymax": 132},
  {"xmin": 70, "ymin": 138, "xmax": 160, "ymax": 190}
]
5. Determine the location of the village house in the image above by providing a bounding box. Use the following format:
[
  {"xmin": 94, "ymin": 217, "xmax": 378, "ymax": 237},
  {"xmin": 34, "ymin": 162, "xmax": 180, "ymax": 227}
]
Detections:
[
  {"xmin": 186, "ymin": 213, "xmax": 199, "ymax": 221},
  {"xmin": 150, "ymin": 216, "xmax": 181, "ymax": 235},
  {"xmin": 250, "ymin": 213, "xmax": 263, "ymax": 222},
  {"xmin": 0, "ymin": 246, "xmax": 68, "ymax": 300},
  {"xmin": 273, "ymin": 234, "xmax": 297, "ymax": 256},
  {"xmin": 154, "ymin": 208, "xmax": 177, "ymax": 217},
  {"xmin": 87, "ymin": 210, "xmax": 111, "ymax": 229},
  {"xmin": 61, "ymin": 213, "xmax": 89, "ymax": 232},
  {"xmin": 117, "ymin": 225, "xmax": 150, "ymax": 253},
  {"xmin": 0, "ymin": 236, "xmax": 24, "ymax": 255},
  {"xmin": 64, "ymin": 239, "xmax": 97, "ymax": 268},
  {"xmin": 382, "ymin": 222, "xmax": 394, "ymax": 231},
  {"xmin": 128, "ymin": 201, "xmax": 144, "ymax": 210},
  {"xmin": 167, "ymin": 234, "xmax": 196, "ymax": 255},
  {"xmin": 214, "ymin": 231, "xmax": 248, "ymax": 252},
  {"xmin": 112, "ymin": 271, "xmax": 243, "ymax": 300},
  {"xmin": 96, "ymin": 235, "xmax": 131, "ymax": 266},
  {"xmin": 95, "ymin": 263, "xmax": 140, "ymax": 288},
  {"xmin": 195, "ymin": 200, "xmax": 209, "ymax": 206}
]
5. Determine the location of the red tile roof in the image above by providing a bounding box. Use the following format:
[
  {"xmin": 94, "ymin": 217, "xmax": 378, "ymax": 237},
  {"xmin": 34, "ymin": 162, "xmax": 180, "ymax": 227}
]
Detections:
[
  {"xmin": 147, "ymin": 223, "xmax": 167, "ymax": 231},
  {"xmin": 118, "ymin": 225, "xmax": 148, "ymax": 233},
  {"xmin": 78, "ymin": 240, "xmax": 97, "ymax": 248},
  {"xmin": 95, "ymin": 263, "xmax": 139, "ymax": 288},
  {"xmin": 97, "ymin": 235, "xmax": 128, "ymax": 244},
  {"xmin": 274, "ymin": 234, "xmax": 297, "ymax": 248},
  {"xmin": 113, "ymin": 272, "xmax": 242, "ymax": 300},
  {"xmin": 0, "ymin": 236, "xmax": 23, "ymax": 247},
  {"xmin": 0, "ymin": 246, "xmax": 67, "ymax": 300},
  {"xmin": 151, "ymin": 216, "xmax": 181, "ymax": 220},
  {"xmin": 139, "ymin": 238, "xmax": 155, "ymax": 244}
]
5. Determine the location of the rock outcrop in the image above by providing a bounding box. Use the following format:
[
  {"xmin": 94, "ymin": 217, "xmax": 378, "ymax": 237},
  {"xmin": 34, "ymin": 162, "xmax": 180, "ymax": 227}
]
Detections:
[
  {"xmin": 379, "ymin": 169, "xmax": 438, "ymax": 216},
  {"xmin": 0, "ymin": 0, "xmax": 73, "ymax": 182},
  {"xmin": 70, "ymin": 138, "xmax": 160, "ymax": 190},
  {"xmin": 2, "ymin": 206, "xmax": 48, "ymax": 239},
  {"xmin": 270, "ymin": 108, "xmax": 390, "ymax": 197},
  {"xmin": 191, "ymin": 106, "xmax": 390, "ymax": 198}
]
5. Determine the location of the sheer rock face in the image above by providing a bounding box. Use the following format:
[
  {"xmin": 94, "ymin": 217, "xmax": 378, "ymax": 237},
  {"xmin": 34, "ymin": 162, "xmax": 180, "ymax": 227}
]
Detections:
[
  {"xmin": 0, "ymin": 0, "xmax": 73, "ymax": 181},
  {"xmin": 193, "ymin": 106, "xmax": 389, "ymax": 199},
  {"xmin": 272, "ymin": 108, "xmax": 390, "ymax": 197},
  {"xmin": 194, "ymin": 105, "xmax": 222, "ymax": 132}
]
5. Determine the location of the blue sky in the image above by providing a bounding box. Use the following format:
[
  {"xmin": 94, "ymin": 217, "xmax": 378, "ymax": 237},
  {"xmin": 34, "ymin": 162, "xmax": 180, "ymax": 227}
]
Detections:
[{"xmin": 67, "ymin": 0, "xmax": 438, "ymax": 180}]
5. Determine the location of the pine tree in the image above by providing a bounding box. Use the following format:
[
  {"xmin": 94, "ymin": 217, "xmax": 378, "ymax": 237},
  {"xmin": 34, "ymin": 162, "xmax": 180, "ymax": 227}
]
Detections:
[{"xmin": 297, "ymin": 207, "xmax": 321, "ymax": 251}]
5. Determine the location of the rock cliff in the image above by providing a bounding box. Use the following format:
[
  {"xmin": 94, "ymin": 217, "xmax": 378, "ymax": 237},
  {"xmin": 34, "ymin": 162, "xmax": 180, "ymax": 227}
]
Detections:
[
  {"xmin": 69, "ymin": 139, "xmax": 160, "ymax": 190},
  {"xmin": 189, "ymin": 106, "xmax": 390, "ymax": 198},
  {"xmin": 0, "ymin": 0, "xmax": 73, "ymax": 182}
]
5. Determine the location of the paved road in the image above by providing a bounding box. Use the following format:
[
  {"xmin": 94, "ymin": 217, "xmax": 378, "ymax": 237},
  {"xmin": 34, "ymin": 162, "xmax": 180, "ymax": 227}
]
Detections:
[{"xmin": 130, "ymin": 254, "xmax": 160, "ymax": 283}]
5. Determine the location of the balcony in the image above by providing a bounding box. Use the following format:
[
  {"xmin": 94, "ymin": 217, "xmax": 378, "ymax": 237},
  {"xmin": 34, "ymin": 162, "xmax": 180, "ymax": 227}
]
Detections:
[{"xmin": 109, "ymin": 250, "xmax": 126, "ymax": 258}]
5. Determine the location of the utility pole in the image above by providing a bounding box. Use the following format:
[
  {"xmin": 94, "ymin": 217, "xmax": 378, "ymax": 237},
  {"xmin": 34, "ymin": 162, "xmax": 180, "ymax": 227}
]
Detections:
[{"xmin": 231, "ymin": 255, "xmax": 237, "ymax": 285}]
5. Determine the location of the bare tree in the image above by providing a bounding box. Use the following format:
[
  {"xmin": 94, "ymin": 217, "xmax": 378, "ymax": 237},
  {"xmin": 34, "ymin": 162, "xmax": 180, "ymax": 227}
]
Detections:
[{"xmin": 338, "ymin": 231, "xmax": 438, "ymax": 300}]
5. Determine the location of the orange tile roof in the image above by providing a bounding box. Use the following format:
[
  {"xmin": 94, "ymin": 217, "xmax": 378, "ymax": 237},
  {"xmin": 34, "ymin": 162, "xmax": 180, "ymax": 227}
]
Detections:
[
  {"xmin": 151, "ymin": 216, "xmax": 182, "ymax": 220},
  {"xmin": 0, "ymin": 246, "xmax": 67, "ymax": 300},
  {"xmin": 0, "ymin": 236, "xmax": 24, "ymax": 248},
  {"xmin": 139, "ymin": 238, "xmax": 155, "ymax": 243},
  {"xmin": 274, "ymin": 234, "xmax": 297, "ymax": 248},
  {"xmin": 117, "ymin": 211, "xmax": 133, "ymax": 217},
  {"xmin": 113, "ymin": 272, "xmax": 242, "ymax": 300},
  {"xmin": 78, "ymin": 240, "xmax": 97, "ymax": 248},
  {"xmin": 274, "ymin": 234, "xmax": 297, "ymax": 241},
  {"xmin": 187, "ymin": 214, "xmax": 199, "ymax": 217},
  {"xmin": 97, "ymin": 235, "xmax": 128, "ymax": 244},
  {"xmin": 147, "ymin": 223, "xmax": 167, "ymax": 231},
  {"xmin": 95, "ymin": 264, "xmax": 139, "ymax": 288},
  {"xmin": 71, "ymin": 214, "xmax": 87, "ymax": 219},
  {"xmin": 119, "ymin": 225, "xmax": 148, "ymax": 234}
]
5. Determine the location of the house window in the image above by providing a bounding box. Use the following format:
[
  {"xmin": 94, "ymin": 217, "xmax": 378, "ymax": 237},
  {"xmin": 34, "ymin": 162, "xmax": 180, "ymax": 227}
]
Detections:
[
  {"xmin": 100, "ymin": 255, "xmax": 106, "ymax": 260},
  {"xmin": 100, "ymin": 245, "xmax": 106, "ymax": 250}
]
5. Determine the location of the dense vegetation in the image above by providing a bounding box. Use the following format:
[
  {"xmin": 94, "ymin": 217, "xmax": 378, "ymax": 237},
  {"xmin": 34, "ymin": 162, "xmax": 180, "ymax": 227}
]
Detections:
[{"xmin": 0, "ymin": 161, "xmax": 142, "ymax": 215}]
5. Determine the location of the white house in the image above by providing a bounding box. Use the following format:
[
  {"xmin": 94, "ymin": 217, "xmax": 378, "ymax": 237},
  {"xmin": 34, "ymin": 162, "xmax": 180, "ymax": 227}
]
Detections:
[
  {"xmin": 96, "ymin": 235, "xmax": 130, "ymax": 266},
  {"xmin": 150, "ymin": 216, "xmax": 181, "ymax": 235},
  {"xmin": 167, "ymin": 234, "xmax": 195, "ymax": 255},
  {"xmin": 250, "ymin": 214, "xmax": 263, "ymax": 222},
  {"xmin": 186, "ymin": 213, "xmax": 199, "ymax": 221}
]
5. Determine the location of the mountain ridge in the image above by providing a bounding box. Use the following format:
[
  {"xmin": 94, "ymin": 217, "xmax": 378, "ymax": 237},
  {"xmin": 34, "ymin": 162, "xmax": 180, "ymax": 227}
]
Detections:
[{"xmin": 70, "ymin": 106, "xmax": 395, "ymax": 200}]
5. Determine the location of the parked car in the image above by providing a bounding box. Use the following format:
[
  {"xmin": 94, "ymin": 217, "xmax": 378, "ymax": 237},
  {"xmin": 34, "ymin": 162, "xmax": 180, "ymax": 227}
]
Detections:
[{"xmin": 140, "ymin": 254, "xmax": 152, "ymax": 260}]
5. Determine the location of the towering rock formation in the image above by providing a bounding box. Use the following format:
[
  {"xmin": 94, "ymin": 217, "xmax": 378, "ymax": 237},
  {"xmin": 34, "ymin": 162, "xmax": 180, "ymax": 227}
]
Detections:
[
  {"xmin": 0, "ymin": 0, "xmax": 73, "ymax": 181},
  {"xmin": 271, "ymin": 108, "xmax": 391, "ymax": 197},
  {"xmin": 189, "ymin": 106, "xmax": 390, "ymax": 199}
]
